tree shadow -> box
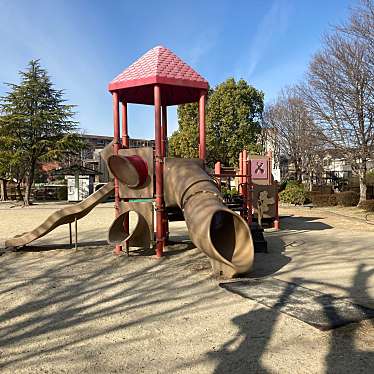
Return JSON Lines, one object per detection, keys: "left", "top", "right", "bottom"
{"left": 243, "top": 214, "right": 333, "bottom": 279}
{"left": 281, "top": 215, "right": 333, "bottom": 231}
{"left": 1, "top": 213, "right": 373, "bottom": 372}
{"left": 208, "top": 282, "right": 297, "bottom": 373}
{"left": 210, "top": 264, "right": 374, "bottom": 373}
{"left": 16, "top": 240, "right": 109, "bottom": 252}
{"left": 248, "top": 234, "right": 291, "bottom": 278}
{"left": 117, "top": 238, "right": 196, "bottom": 258}
{"left": 0, "top": 245, "right": 218, "bottom": 371}
{"left": 322, "top": 264, "right": 374, "bottom": 373}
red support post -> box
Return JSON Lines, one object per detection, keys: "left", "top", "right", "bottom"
{"left": 242, "top": 150, "right": 248, "bottom": 221}
{"left": 214, "top": 161, "right": 221, "bottom": 190}
{"left": 112, "top": 92, "right": 122, "bottom": 255}
{"left": 161, "top": 105, "right": 167, "bottom": 157}
{"left": 161, "top": 105, "right": 169, "bottom": 243}
{"left": 267, "top": 151, "right": 279, "bottom": 229}
{"left": 121, "top": 101, "right": 129, "bottom": 252}
{"left": 239, "top": 151, "right": 243, "bottom": 217}
{"left": 247, "top": 158, "right": 253, "bottom": 225}
{"left": 199, "top": 92, "right": 206, "bottom": 161}
{"left": 154, "top": 85, "right": 165, "bottom": 257}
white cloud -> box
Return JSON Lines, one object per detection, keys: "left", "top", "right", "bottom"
{"left": 236, "top": 0, "right": 291, "bottom": 79}
{"left": 185, "top": 30, "right": 218, "bottom": 67}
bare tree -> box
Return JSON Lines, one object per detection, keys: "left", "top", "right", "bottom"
{"left": 299, "top": 26, "right": 374, "bottom": 203}
{"left": 263, "top": 88, "right": 324, "bottom": 189}
{"left": 342, "top": 1, "right": 374, "bottom": 61}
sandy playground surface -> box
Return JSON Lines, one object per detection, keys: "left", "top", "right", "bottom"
{"left": 0, "top": 202, "right": 373, "bottom": 373}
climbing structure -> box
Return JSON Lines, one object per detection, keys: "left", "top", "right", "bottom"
{"left": 108, "top": 45, "right": 209, "bottom": 257}
{"left": 214, "top": 152, "right": 280, "bottom": 229}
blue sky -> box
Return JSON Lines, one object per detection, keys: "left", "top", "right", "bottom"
{"left": 0, "top": 0, "right": 354, "bottom": 139}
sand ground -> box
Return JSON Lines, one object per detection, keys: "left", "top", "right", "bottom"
{"left": 0, "top": 202, "right": 373, "bottom": 373}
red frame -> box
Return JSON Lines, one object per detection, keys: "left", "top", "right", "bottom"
{"left": 109, "top": 46, "right": 208, "bottom": 256}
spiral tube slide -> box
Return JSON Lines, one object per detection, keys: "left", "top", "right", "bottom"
{"left": 164, "top": 158, "right": 254, "bottom": 276}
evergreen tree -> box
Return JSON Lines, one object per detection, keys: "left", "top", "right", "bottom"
{"left": 169, "top": 102, "right": 200, "bottom": 159}
{"left": 0, "top": 60, "right": 83, "bottom": 205}
{"left": 169, "top": 78, "right": 264, "bottom": 167}
{"left": 207, "top": 78, "right": 263, "bottom": 166}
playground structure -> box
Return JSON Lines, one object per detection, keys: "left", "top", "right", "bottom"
{"left": 3, "top": 46, "right": 279, "bottom": 278}
{"left": 106, "top": 45, "right": 254, "bottom": 277}
{"left": 214, "top": 151, "right": 279, "bottom": 229}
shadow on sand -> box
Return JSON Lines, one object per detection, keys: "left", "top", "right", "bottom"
{"left": 211, "top": 264, "right": 374, "bottom": 373}
{"left": 280, "top": 215, "right": 333, "bottom": 231}
{"left": 0, "top": 211, "right": 372, "bottom": 372}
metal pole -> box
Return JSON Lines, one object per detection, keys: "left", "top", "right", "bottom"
{"left": 113, "top": 92, "right": 122, "bottom": 255}
{"left": 122, "top": 101, "right": 130, "bottom": 254}
{"left": 274, "top": 182, "right": 280, "bottom": 230}
{"left": 122, "top": 101, "right": 129, "bottom": 148}
{"left": 199, "top": 92, "right": 206, "bottom": 161}
{"left": 69, "top": 222, "right": 72, "bottom": 246}
{"left": 161, "top": 105, "right": 169, "bottom": 243}
{"left": 154, "top": 85, "right": 164, "bottom": 257}
{"left": 75, "top": 173, "right": 79, "bottom": 201}
{"left": 242, "top": 150, "right": 248, "bottom": 221}
{"left": 74, "top": 217, "right": 78, "bottom": 250}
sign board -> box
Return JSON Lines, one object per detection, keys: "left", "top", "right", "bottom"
{"left": 250, "top": 158, "right": 268, "bottom": 180}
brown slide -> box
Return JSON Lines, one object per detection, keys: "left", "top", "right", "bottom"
{"left": 164, "top": 158, "right": 254, "bottom": 277}
{"left": 5, "top": 181, "right": 114, "bottom": 248}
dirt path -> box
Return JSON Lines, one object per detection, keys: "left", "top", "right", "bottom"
{"left": 0, "top": 204, "right": 373, "bottom": 373}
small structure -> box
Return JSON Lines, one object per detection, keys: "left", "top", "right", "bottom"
{"left": 53, "top": 165, "right": 98, "bottom": 202}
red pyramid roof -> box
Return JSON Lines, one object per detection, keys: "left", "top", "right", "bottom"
{"left": 108, "top": 46, "right": 209, "bottom": 106}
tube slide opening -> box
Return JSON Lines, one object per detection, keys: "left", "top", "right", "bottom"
{"left": 209, "top": 210, "right": 249, "bottom": 267}
{"left": 107, "top": 211, "right": 139, "bottom": 244}
{"left": 108, "top": 155, "right": 148, "bottom": 188}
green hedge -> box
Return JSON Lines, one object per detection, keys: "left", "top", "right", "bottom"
{"left": 57, "top": 186, "right": 68, "bottom": 201}
{"left": 336, "top": 191, "right": 360, "bottom": 207}
{"left": 279, "top": 183, "right": 307, "bottom": 205}
{"left": 311, "top": 191, "right": 360, "bottom": 207}
{"left": 221, "top": 186, "right": 238, "bottom": 198}
{"left": 310, "top": 193, "right": 337, "bottom": 207}
{"left": 359, "top": 200, "right": 374, "bottom": 212}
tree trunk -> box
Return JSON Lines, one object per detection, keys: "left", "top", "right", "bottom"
{"left": 359, "top": 174, "right": 367, "bottom": 205}
{"left": 0, "top": 179, "right": 8, "bottom": 201}
{"left": 16, "top": 181, "right": 23, "bottom": 201}
{"left": 294, "top": 160, "right": 301, "bottom": 182}
{"left": 24, "top": 162, "right": 36, "bottom": 206}
{"left": 308, "top": 172, "right": 313, "bottom": 192}
{"left": 24, "top": 176, "right": 33, "bottom": 206}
